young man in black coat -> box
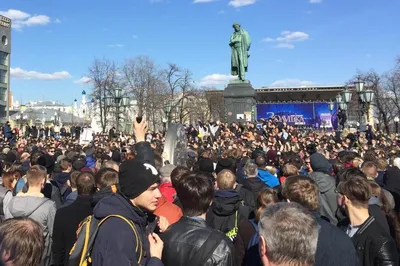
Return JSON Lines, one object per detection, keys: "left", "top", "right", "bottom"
{"left": 207, "top": 170, "right": 252, "bottom": 240}
{"left": 282, "top": 175, "right": 358, "bottom": 266}
{"left": 337, "top": 177, "right": 398, "bottom": 266}
{"left": 52, "top": 172, "right": 96, "bottom": 266}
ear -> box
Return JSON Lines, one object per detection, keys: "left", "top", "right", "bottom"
{"left": 259, "top": 235, "right": 270, "bottom": 265}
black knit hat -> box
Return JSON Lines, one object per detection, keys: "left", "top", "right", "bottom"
{"left": 119, "top": 159, "right": 159, "bottom": 199}
{"left": 199, "top": 158, "right": 214, "bottom": 173}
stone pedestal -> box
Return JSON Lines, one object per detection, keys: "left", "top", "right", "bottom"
{"left": 224, "top": 81, "right": 256, "bottom": 124}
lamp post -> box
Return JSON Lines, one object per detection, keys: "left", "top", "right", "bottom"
{"left": 164, "top": 101, "right": 173, "bottom": 132}
{"left": 355, "top": 80, "right": 375, "bottom": 127}
{"left": 394, "top": 117, "right": 399, "bottom": 134}
{"left": 105, "top": 88, "right": 130, "bottom": 132}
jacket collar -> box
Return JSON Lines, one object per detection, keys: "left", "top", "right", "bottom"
{"left": 180, "top": 216, "right": 208, "bottom": 228}
{"left": 353, "top": 216, "right": 375, "bottom": 237}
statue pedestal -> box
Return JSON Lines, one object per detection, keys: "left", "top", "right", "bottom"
{"left": 224, "top": 81, "right": 256, "bottom": 124}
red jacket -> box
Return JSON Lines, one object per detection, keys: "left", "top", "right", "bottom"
{"left": 159, "top": 182, "right": 176, "bottom": 203}
{"left": 154, "top": 195, "right": 183, "bottom": 225}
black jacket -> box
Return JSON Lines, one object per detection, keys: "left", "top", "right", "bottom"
{"left": 52, "top": 195, "right": 93, "bottom": 266}
{"left": 235, "top": 184, "right": 256, "bottom": 211}
{"left": 350, "top": 216, "right": 398, "bottom": 266}
{"left": 206, "top": 190, "right": 251, "bottom": 236}
{"left": 314, "top": 215, "right": 358, "bottom": 266}
{"left": 161, "top": 216, "right": 235, "bottom": 266}
{"left": 242, "top": 177, "right": 268, "bottom": 203}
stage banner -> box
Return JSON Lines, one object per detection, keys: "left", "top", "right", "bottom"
{"left": 256, "top": 103, "right": 315, "bottom": 126}
{"left": 314, "top": 103, "right": 338, "bottom": 129}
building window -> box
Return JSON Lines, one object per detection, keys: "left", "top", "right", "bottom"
{"left": 0, "top": 69, "right": 6, "bottom": 84}
{"left": 0, "top": 52, "right": 7, "bottom": 66}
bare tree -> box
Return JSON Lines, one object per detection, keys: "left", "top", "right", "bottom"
{"left": 350, "top": 70, "right": 394, "bottom": 133}
{"left": 122, "top": 56, "right": 162, "bottom": 117}
{"left": 163, "top": 64, "right": 198, "bottom": 123}
{"left": 88, "top": 58, "right": 119, "bottom": 132}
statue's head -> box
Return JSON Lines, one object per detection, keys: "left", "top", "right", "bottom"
{"left": 233, "top": 23, "right": 241, "bottom": 32}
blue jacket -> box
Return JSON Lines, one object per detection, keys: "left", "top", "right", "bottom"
{"left": 257, "top": 169, "right": 280, "bottom": 188}
{"left": 91, "top": 193, "right": 163, "bottom": 266}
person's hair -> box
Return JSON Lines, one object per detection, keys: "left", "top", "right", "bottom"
{"left": 244, "top": 161, "right": 258, "bottom": 178}
{"left": 259, "top": 202, "right": 319, "bottom": 266}
{"left": 216, "top": 169, "right": 236, "bottom": 190}
{"left": 95, "top": 168, "right": 119, "bottom": 189}
{"left": 102, "top": 160, "right": 119, "bottom": 171}
{"left": 0, "top": 217, "right": 44, "bottom": 266}
{"left": 282, "top": 175, "right": 319, "bottom": 211}
{"left": 69, "top": 171, "right": 80, "bottom": 189}
{"left": 255, "top": 188, "right": 279, "bottom": 221}
{"left": 76, "top": 172, "right": 95, "bottom": 195}
{"left": 174, "top": 173, "right": 214, "bottom": 217}
{"left": 255, "top": 155, "right": 266, "bottom": 168}
{"left": 370, "top": 182, "right": 400, "bottom": 248}
{"left": 337, "top": 176, "right": 371, "bottom": 208}
{"left": 361, "top": 161, "right": 378, "bottom": 179}
{"left": 30, "top": 150, "right": 45, "bottom": 166}
{"left": 26, "top": 165, "right": 47, "bottom": 186}
{"left": 170, "top": 166, "right": 191, "bottom": 188}
{"left": 337, "top": 167, "right": 366, "bottom": 183}
{"left": 60, "top": 159, "right": 71, "bottom": 171}
{"left": 376, "top": 158, "right": 387, "bottom": 171}
{"left": 2, "top": 171, "right": 19, "bottom": 190}
{"left": 282, "top": 163, "right": 299, "bottom": 177}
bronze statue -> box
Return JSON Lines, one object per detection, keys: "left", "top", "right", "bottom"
{"left": 230, "top": 23, "right": 251, "bottom": 82}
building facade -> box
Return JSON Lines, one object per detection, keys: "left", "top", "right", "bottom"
{"left": 0, "top": 15, "right": 11, "bottom": 123}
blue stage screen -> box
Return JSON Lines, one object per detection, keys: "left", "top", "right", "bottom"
{"left": 256, "top": 103, "right": 338, "bottom": 129}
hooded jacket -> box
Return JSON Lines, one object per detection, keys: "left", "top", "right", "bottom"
{"left": 257, "top": 169, "right": 279, "bottom": 188}
{"left": 206, "top": 190, "right": 251, "bottom": 235}
{"left": 243, "top": 177, "right": 268, "bottom": 204}
{"left": 5, "top": 192, "right": 56, "bottom": 266}
{"left": 91, "top": 193, "right": 163, "bottom": 266}
{"left": 309, "top": 153, "right": 338, "bottom": 225}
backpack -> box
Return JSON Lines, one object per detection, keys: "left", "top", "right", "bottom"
{"left": 69, "top": 214, "right": 142, "bottom": 266}
{"left": 225, "top": 201, "right": 244, "bottom": 242}
{"left": 245, "top": 219, "right": 261, "bottom": 266}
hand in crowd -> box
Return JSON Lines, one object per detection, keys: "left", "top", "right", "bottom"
{"left": 157, "top": 216, "right": 170, "bottom": 233}
{"left": 133, "top": 119, "right": 147, "bottom": 142}
{"left": 148, "top": 233, "right": 164, "bottom": 260}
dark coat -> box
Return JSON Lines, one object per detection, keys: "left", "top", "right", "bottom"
{"left": 242, "top": 177, "right": 268, "bottom": 203}
{"left": 52, "top": 195, "right": 93, "bottom": 266}
{"left": 235, "top": 184, "right": 256, "bottom": 211}
{"left": 91, "top": 193, "right": 163, "bottom": 266}
{"left": 161, "top": 216, "right": 235, "bottom": 266}
{"left": 350, "top": 216, "right": 398, "bottom": 266}
{"left": 314, "top": 215, "right": 358, "bottom": 266}
{"left": 206, "top": 190, "right": 251, "bottom": 236}
{"left": 235, "top": 219, "right": 259, "bottom": 266}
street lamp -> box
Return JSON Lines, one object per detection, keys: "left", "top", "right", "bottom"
{"left": 394, "top": 117, "right": 399, "bottom": 134}
{"left": 164, "top": 101, "right": 173, "bottom": 131}
{"left": 328, "top": 101, "right": 335, "bottom": 113}
{"left": 354, "top": 80, "right": 374, "bottom": 127}
{"left": 105, "top": 88, "right": 130, "bottom": 132}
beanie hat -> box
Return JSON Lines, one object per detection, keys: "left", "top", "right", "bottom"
{"left": 72, "top": 158, "right": 86, "bottom": 171}
{"left": 119, "top": 159, "right": 159, "bottom": 199}
{"left": 215, "top": 158, "right": 235, "bottom": 174}
{"left": 199, "top": 158, "right": 214, "bottom": 173}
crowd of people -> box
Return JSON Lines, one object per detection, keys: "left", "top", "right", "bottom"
{"left": 0, "top": 118, "right": 399, "bottom": 266}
